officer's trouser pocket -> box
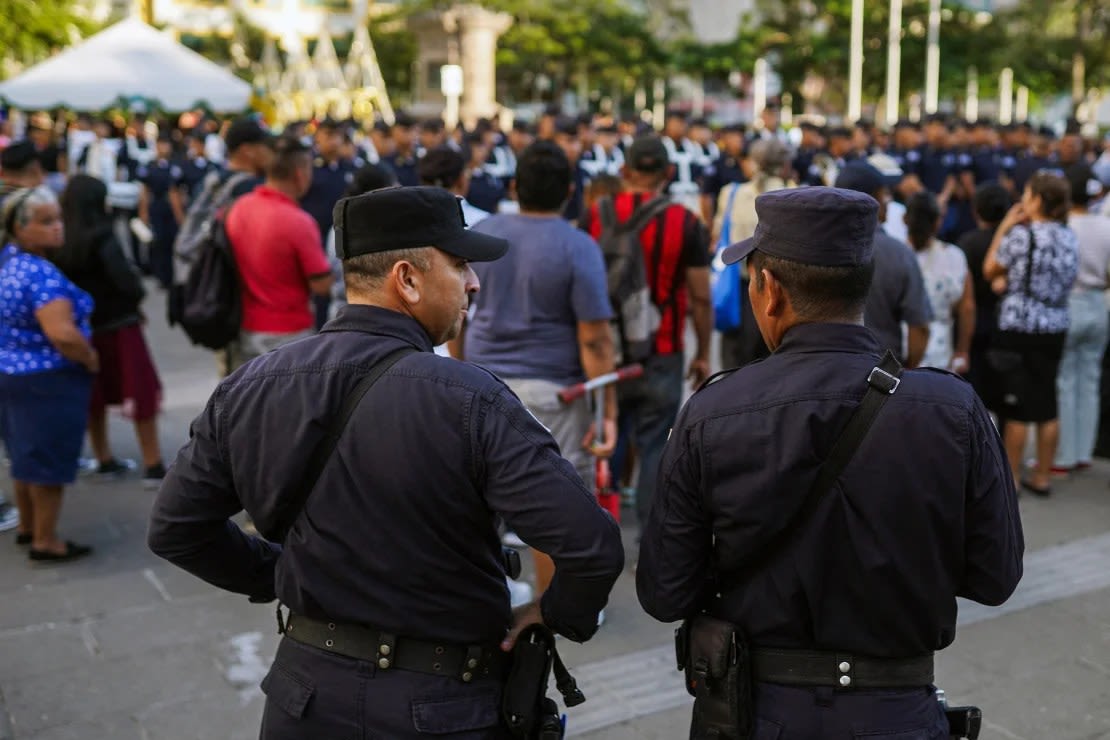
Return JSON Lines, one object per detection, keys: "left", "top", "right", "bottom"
{"left": 259, "top": 655, "right": 363, "bottom": 740}
{"left": 411, "top": 688, "right": 502, "bottom": 736}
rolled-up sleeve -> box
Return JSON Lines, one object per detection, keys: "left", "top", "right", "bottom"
{"left": 477, "top": 386, "right": 624, "bottom": 642}
{"left": 636, "top": 408, "right": 714, "bottom": 622}
{"left": 148, "top": 387, "right": 282, "bottom": 602}
{"left": 960, "top": 399, "right": 1024, "bottom": 606}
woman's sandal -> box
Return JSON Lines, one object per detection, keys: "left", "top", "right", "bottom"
{"left": 28, "top": 541, "right": 92, "bottom": 563}
{"left": 15, "top": 532, "right": 31, "bottom": 546}
{"left": 1020, "top": 479, "right": 1052, "bottom": 498}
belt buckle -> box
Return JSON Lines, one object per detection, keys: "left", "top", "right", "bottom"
{"left": 867, "top": 367, "right": 900, "bottom": 394}
{"left": 834, "top": 653, "right": 855, "bottom": 688}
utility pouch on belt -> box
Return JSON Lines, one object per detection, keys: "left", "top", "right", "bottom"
{"left": 503, "top": 624, "right": 585, "bottom": 739}
{"left": 677, "top": 615, "right": 753, "bottom": 740}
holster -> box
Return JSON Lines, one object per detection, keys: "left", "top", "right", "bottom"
{"left": 502, "top": 624, "right": 584, "bottom": 739}
{"left": 676, "top": 616, "right": 754, "bottom": 740}
{"left": 945, "top": 706, "right": 982, "bottom": 740}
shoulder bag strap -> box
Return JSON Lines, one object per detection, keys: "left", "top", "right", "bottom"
{"left": 621, "top": 195, "right": 671, "bottom": 235}
{"left": 717, "top": 183, "right": 742, "bottom": 249}
{"left": 269, "top": 345, "right": 418, "bottom": 542}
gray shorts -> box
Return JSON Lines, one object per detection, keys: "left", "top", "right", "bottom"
{"left": 217, "top": 329, "right": 314, "bottom": 377}
{"left": 505, "top": 377, "right": 594, "bottom": 489}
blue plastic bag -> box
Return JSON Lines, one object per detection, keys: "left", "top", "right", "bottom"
{"left": 711, "top": 184, "right": 742, "bottom": 332}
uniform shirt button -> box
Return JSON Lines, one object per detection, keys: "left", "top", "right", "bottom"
{"left": 839, "top": 675, "right": 851, "bottom": 687}
{"left": 462, "top": 672, "right": 473, "bottom": 682}
{"left": 467, "top": 658, "right": 479, "bottom": 669}
{"left": 379, "top": 644, "right": 391, "bottom": 656}
{"left": 839, "top": 662, "right": 851, "bottom": 673}
{"left": 379, "top": 658, "right": 391, "bottom": 669}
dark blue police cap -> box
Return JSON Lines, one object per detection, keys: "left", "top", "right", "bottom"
{"left": 333, "top": 186, "right": 509, "bottom": 262}
{"left": 721, "top": 187, "right": 879, "bottom": 267}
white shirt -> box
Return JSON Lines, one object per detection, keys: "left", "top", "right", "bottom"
{"left": 916, "top": 238, "right": 968, "bottom": 370}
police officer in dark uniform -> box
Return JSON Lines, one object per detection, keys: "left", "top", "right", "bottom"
{"left": 300, "top": 119, "right": 357, "bottom": 238}
{"left": 637, "top": 187, "right": 1023, "bottom": 739}
{"left": 136, "top": 134, "right": 185, "bottom": 289}
{"left": 700, "top": 124, "right": 747, "bottom": 223}
{"left": 381, "top": 113, "right": 421, "bottom": 186}
{"left": 792, "top": 122, "right": 824, "bottom": 187}
{"left": 149, "top": 186, "right": 624, "bottom": 739}
{"left": 179, "top": 132, "right": 217, "bottom": 200}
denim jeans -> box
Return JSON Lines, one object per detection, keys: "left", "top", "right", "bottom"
{"left": 618, "top": 353, "right": 685, "bottom": 525}
{"left": 1055, "top": 289, "right": 1110, "bottom": 467}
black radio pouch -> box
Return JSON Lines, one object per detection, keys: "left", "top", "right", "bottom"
{"left": 677, "top": 615, "right": 754, "bottom": 740}
{"left": 503, "top": 624, "right": 585, "bottom": 739}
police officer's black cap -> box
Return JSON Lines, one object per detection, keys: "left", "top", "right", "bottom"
{"left": 665, "top": 109, "right": 688, "bottom": 121}
{"left": 835, "top": 158, "right": 901, "bottom": 195}
{"left": 0, "top": 141, "right": 38, "bottom": 172}
{"left": 894, "top": 119, "right": 920, "bottom": 130}
{"left": 690, "top": 117, "right": 709, "bottom": 128}
{"left": 827, "top": 126, "right": 852, "bottom": 140}
{"left": 722, "top": 187, "right": 878, "bottom": 268}
{"left": 923, "top": 112, "right": 949, "bottom": 126}
{"left": 798, "top": 121, "right": 820, "bottom": 132}
{"left": 626, "top": 135, "right": 670, "bottom": 173}
{"left": 392, "top": 112, "right": 416, "bottom": 128}
{"left": 420, "top": 117, "right": 445, "bottom": 132}
{"left": 225, "top": 118, "right": 275, "bottom": 152}
{"left": 511, "top": 120, "right": 534, "bottom": 134}
{"left": 372, "top": 120, "right": 392, "bottom": 135}
{"left": 333, "top": 186, "right": 509, "bottom": 262}
{"left": 722, "top": 123, "right": 746, "bottom": 134}
{"left": 316, "top": 118, "right": 343, "bottom": 132}
{"left": 596, "top": 123, "right": 619, "bottom": 135}
{"left": 554, "top": 116, "right": 579, "bottom": 137}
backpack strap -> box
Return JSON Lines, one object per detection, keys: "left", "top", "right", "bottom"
{"left": 619, "top": 195, "right": 672, "bottom": 236}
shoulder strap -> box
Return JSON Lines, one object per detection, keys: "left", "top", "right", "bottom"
{"left": 738, "top": 350, "right": 904, "bottom": 572}
{"left": 598, "top": 195, "right": 617, "bottom": 232}
{"left": 620, "top": 195, "right": 671, "bottom": 235}
{"left": 268, "top": 345, "right": 418, "bottom": 542}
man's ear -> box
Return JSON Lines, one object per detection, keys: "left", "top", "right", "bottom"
{"left": 394, "top": 260, "right": 423, "bottom": 304}
{"left": 763, "top": 268, "right": 786, "bottom": 317}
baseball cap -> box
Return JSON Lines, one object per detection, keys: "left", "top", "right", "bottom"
{"left": 0, "top": 141, "right": 40, "bottom": 173}
{"left": 225, "top": 118, "right": 275, "bottom": 152}
{"left": 333, "top": 186, "right": 509, "bottom": 262}
{"left": 835, "top": 154, "right": 903, "bottom": 194}
{"left": 626, "top": 136, "right": 670, "bottom": 173}
{"left": 721, "top": 187, "right": 878, "bottom": 267}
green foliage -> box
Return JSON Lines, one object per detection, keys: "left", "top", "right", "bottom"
{"left": 0, "top": 0, "right": 99, "bottom": 77}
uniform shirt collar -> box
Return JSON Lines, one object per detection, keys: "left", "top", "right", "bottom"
{"left": 774, "top": 322, "right": 881, "bottom": 357}
{"left": 323, "top": 304, "right": 435, "bottom": 352}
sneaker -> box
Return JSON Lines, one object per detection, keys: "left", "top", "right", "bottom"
{"left": 0, "top": 501, "right": 18, "bottom": 533}
{"left": 501, "top": 530, "right": 527, "bottom": 549}
{"left": 143, "top": 462, "right": 167, "bottom": 489}
{"left": 96, "top": 458, "right": 137, "bottom": 478}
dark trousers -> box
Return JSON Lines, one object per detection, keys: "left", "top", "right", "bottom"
{"left": 261, "top": 637, "right": 513, "bottom": 739}
{"left": 618, "top": 353, "right": 685, "bottom": 526}
{"left": 691, "top": 683, "right": 949, "bottom": 739}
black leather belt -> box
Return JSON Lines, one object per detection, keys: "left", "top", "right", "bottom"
{"left": 752, "top": 648, "right": 934, "bottom": 689}
{"left": 283, "top": 614, "right": 510, "bottom": 683}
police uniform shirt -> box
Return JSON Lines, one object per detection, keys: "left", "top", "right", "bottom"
{"left": 301, "top": 156, "right": 356, "bottom": 236}
{"left": 968, "top": 146, "right": 1003, "bottom": 185}
{"left": 562, "top": 162, "right": 590, "bottom": 222}
{"left": 1011, "top": 153, "right": 1053, "bottom": 194}
{"left": 701, "top": 154, "right": 747, "bottom": 198}
{"left": 637, "top": 322, "right": 1023, "bottom": 657}
{"left": 149, "top": 305, "right": 624, "bottom": 646}
{"left": 916, "top": 146, "right": 956, "bottom": 194}
{"left": 181, "top": 156, "right": 217, "bottom": 199}
{"left": 382, "top": 152, "right": 421, "bottom": 187}
{"left": 137, "top": 159, "right": 183, "bottom": 233}
{"left": 886, "top": 146, "right": 921, "bottom": 178}
{"left": 465, "top": 168, "right": 505, "bottom": 214}
{"left": 792, "top": 149, "right": 820, "bottom": 187}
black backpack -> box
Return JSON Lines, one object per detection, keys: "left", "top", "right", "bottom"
{"left": 596, "top": 195, "right": 672, "bottom": 364}
{"left": 178, "top": 203, "right": 241, "bottom": 350}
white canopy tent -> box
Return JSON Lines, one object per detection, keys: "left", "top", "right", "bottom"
{"left": 0, "top": 18, "right": 252, "bottom": 112}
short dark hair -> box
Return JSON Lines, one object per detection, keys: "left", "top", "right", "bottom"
{"left": 749, "top": 249, "right": 874, "bottom": 322}
{"left": 346, "top": 163, "right": 396, "bottom": 197}
{"left": 905, "top": 191, "right": 941, "bottom": 249}
{"left": 418, "top": 147, "right": 466, "bottom": 188}
{"left": 973, "top": 183, "right": 1012, "bottom": 225}
{"left": 268, "top": 136, "right": 312, "bottom": 180}
{"left": 1067, "top": 164, "right": 1096, "bottom": 207}
{"left": 515, "top": 141, "right": 571, "bottom": 212}
{"left": 1027, "top": 171, "right": 1071, "bottom": 222}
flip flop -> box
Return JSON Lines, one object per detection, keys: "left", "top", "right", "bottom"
{"left": 15, "top": 533, "right": 31, "bottom": 546}
{"left": 1020, "top": 479, "right": 1052, "bottom": 498}
{"left": 28, "top": 541, "right": 92, "bottom": 563}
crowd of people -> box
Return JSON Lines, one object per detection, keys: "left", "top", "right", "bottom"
{"left": 1, "top": 100, "right": 1110, "bottom": 565}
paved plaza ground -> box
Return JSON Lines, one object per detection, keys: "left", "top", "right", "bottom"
{"left": 1, "top": 286, "right": 1108, "bottom": 740}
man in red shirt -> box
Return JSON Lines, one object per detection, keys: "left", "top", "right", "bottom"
{"left": 225, "top": 138, "right": 333, "bottom": 372}
{"left": 581, "top": 135, "right": 712, "bottom": 527}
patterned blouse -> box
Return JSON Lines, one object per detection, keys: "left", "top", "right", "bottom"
{"left": 0, "top": 244, "right": 94, "bottom": 375}
{"left": 996, "top": 222, "right": 1079, "bottom": 334}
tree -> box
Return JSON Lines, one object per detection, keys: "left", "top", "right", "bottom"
{"left": 0, "top": 0, "right": 98, "bottom": 78}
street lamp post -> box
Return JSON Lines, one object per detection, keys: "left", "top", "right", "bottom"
{"left": 966, "top": 66, "right": 979, "bottom": 123}
{"left": 999, "top": 67, "right": 1013, "bottom": 125}
{"left": 1016, "top": 85, "right": 1029, "bottom": 123}
{"left": 886, "top": 0, "right": 903, "bottom": 125}
{"left": 754, "top": 57, "right": 768, "bottom": 121}
{"left": 848, "top": 0, "right": 864, "bottom": 122}
{"left": 924, "top": 0, "right": 941, "bottom": 114}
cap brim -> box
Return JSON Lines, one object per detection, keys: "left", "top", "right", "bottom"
{"left": 437, "top": 230, "right": 509, "bottom": 262}
{"left": 720, "top": 236, "right": 756, "bottom": 265}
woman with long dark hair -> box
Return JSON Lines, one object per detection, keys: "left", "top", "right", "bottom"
{"left": 904, "top": 192, "right": 975, "bottom": 372}
{"left": 56, "top": 175, "right": 166, "bottom": 486}
{"left": 983, "top": 171, "right": 1079, "bottom": 496}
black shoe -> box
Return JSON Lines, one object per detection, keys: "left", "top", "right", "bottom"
{"left": 97, "top": 458, "right": 136, "bottom": 477}
{"left": 143, "top": 462, "right": 166, "bottom": 489}
{"left": 1020, "top": 479, "right": 1052, "bottom": 498}
{"left": 29, "top": 541, "right": 92, "bottom": 563}
{"left": 15, "top": 532, "right": 31, "bottom": 546}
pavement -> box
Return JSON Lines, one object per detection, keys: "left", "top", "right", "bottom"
{"left": 1, "top": 285, "right": 1110, "bottom": 739}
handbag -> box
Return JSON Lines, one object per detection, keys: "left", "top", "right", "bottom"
{"left": 712, "top": 183, "right": 743, "bottom": 332}
{"left": 984, "top": 226, "right": 1037, "bottom": 375}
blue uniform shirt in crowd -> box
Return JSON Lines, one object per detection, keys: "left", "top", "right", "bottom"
{"left": 382, "top": 152, "right": 420, "bottom": 187}
{"left": 149, "top": 305, "right": 623, "bottom": 646}
{"left": 702, "top": 154, "right": 747, "bottom": 199}
{"left": 637, "top": 322, "right": 1023, "bottom": 657}
{"left": 0, "top": 245, "right": 94, "bottom": 375}
{"left": 300, "top": 157, "right": 356, "bottom": 237}
{"left": 465, "top": 168, "right": 505, "bottom": 214}
{"left": 969, "top": 146, "right": 1003, "bottom": 185}
{"left": 137, "top": 159, "right": 183, "bottom": 231}
{"left": 917, "top": 146, "right": 956, "bottom": 194}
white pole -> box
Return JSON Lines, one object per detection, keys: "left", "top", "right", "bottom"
{"left": 1016, "top": 85, "right": 1029, "bottom": 122}
{"left": 925, "top": 0, "right": 941, "bottom": 114}
{"left": 652, "top": 78, "right": 666, "bottom": 130}
{"left": 999, "top": 67, "right": 1013, "bottom": 125}
{"left": 886, "top": 0, "right": 903, "bottom": 125}
{"left": 848, "top": 0, "right": 864, "bottom": 122}
{"left": 754, "top": 57, "right": 768, "bottom": 122}
{"left": 966, "top": 66, "right": 979, "bottom": 123}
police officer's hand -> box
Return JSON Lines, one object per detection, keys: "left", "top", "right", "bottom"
{"left": 582, "top": 418, "right": 618, "bottom": 458}
{"left": 501, "top": 601, "right": 545, "bottom": 652}
{"left": 687, "top": 357, "right": 711, "bottom": 389}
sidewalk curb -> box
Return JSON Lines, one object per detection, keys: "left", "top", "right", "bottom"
{"left": 0, "top": 684, "right": 13, "bottom": 740}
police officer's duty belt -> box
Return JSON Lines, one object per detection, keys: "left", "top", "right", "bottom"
{"left": 282, "top": 614, "right": 510, "bottom": 683}
{"left": 752, "top": 647, "right": 934, "bottom": 689}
